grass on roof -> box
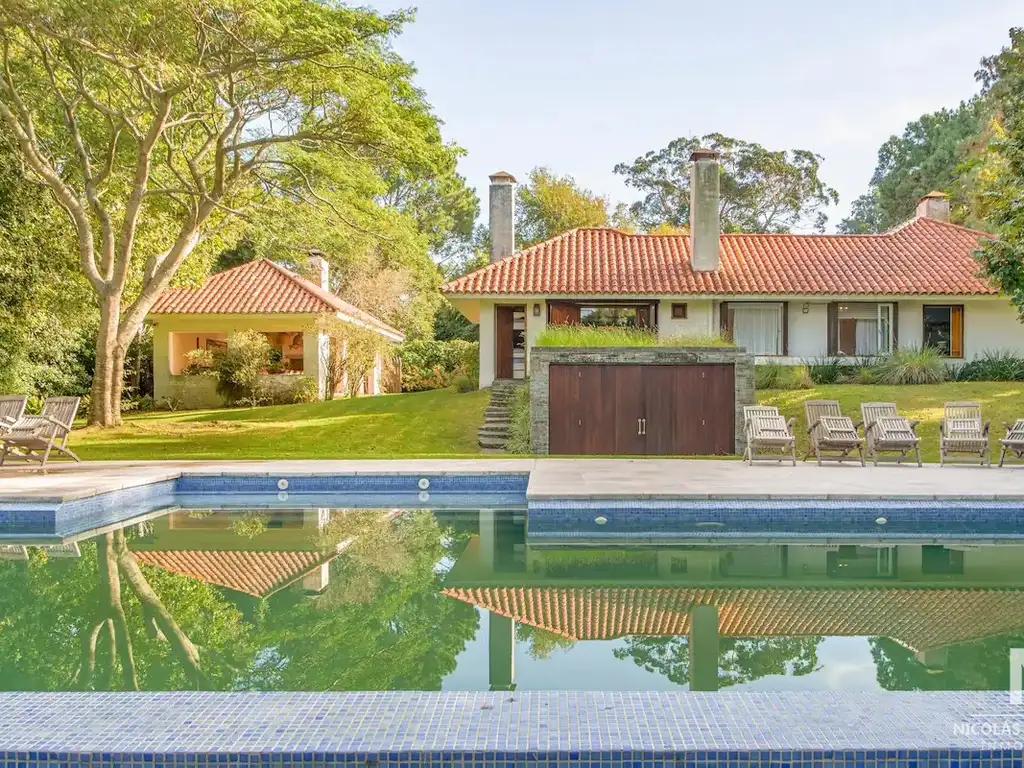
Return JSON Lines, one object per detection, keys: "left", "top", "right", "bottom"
{"left": 534, "top": 325, "right": 733, "bottom": 348}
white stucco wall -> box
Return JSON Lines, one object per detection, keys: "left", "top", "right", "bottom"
{"left": 656, "top": 299, "right": 715, "bottom": 338}
{"left": 478, "top": 301, "right": 496, "bottom": 388}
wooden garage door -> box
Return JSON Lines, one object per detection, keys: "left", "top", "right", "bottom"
{"left": 547, "top": 364, "right": 734, "bottom": 455}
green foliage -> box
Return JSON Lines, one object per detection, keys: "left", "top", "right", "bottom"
{"left": 212, "top": 331, "right": 273, "bottom": 406}
{"left": 229, "top": 511, "right": 270, "bottom": 540}
{"left": 839, "top": 102, "right": 982, "bottom": 233}
{"left": 504, "top": 385, "right": 532, "bottom": 455}
{"left": 755, "top": 362, "right": 813, "bottom": 390}
{"left": 874, "top": 345, "right": 947, "bottom": 385}
{"left": 974, "top": 29, "right": 1024, "bottom": 318}
{"left": 950, "top": 350, "right": 1024, "bottom": 381}
{"left": 397, "top": 339, "right": 478, "bottom": 391}
{"left": 433, "top": 301, "right": 479, "bottom": 341}
{"left": 535, "top": 326, "right": 732, "bottom": 348}
{"left": 451, "top": 374, "right": 476, "bottom": 393}
{"left": 806, "top": 357, "right": 848, "bottom": 385}
{"left": 516, "top": 168, "right": 609, "bottom": 247}
{"left": 613, "top": 132, "right": 839, "bottom": 233}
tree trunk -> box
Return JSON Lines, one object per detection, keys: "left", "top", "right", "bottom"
{"left": 89, "top": 294, "right": 126, "bottom": 427}
{"left": 97, "top": 533, "right": 140, "bottom": 690}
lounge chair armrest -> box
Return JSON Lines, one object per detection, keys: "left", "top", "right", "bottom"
{"left": 1005, "top": 421, "right": 1015, "bottom": 431}
{"left": 983, "top": 419, "right": 991, "bottom": 437}
{"left": 908, "top": 419, "right": 920, "bottom": 433}
{"left": 939, "top": 419, "right": 946, "bottom": 437}
{"left": 0, "top": 415, "right": 15, "bottom": 426}
{"left": 786, "top": 417, "right": 796, "bottom": 430}
{"left": 855, "top": 420, "right": 865, "bottom": 432}
{"left": 806, "top": 418, "right": 822, "bottom": 435}
{"left": 38, "top": 414, "right": 73, "bottom": 433}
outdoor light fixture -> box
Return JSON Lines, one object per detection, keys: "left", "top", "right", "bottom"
{"left": 533, "top": 304, "right": 541, "bottom": 317}
{"left": 802, "top": 303, "right": 810, "bottom": 314}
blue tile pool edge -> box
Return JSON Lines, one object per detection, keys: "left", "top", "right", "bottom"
{"left": 1, "top": 691, "right": 1023, "bottom": 765}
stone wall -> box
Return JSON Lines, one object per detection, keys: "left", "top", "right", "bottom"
{"left": 529, "top": 346, "right": 755, "bottom": 455}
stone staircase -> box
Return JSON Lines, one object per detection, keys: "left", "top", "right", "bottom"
{"left": 478, "top": 379, "right": 525, "bottom": 452}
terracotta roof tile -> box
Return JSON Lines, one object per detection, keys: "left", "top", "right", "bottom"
{"left": 442, "top": 218, "right": 996, "bottom": 297}
{"left": 149, "top": 259, "right": 404, "bottom": 339}
{"left": 133, "top": 549, "right": 325, "bottom": 597}
{"left": 443, "top": 585, "right": 1024, "bottom": 651}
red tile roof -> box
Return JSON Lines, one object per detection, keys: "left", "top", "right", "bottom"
{"left": 443, "top": 585, "right": 1024, "bottom": 651}
{"left": 133, "top": 549, "right": 326, "bottom": 597}
{"left": 149, "top": 259, "right": 403, "bottom": 338}
{"left": 442, "top": 218, "right": 996, "bottom": 297}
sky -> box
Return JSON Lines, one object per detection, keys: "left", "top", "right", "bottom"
{"left": 367, "top": 0, "right": 1020, "bottom": 231}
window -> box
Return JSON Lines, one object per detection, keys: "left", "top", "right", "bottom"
{"left": 923, "top": 305, "right": 964, "bottom": 358}
{"left": 726, "top": 303, "right": 783, "bottom": 355}
{"left": 577, "top": 304, "right": 652, "bottom": 328}
{"left": 835, "top": 302, "right": 893, "bottom": 356}
{"left": 671, "top": 303, "right": 688, "bottom": 319}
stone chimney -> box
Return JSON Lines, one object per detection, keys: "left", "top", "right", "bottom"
{"left": 689, "top": 149, "right": 721, "bottom": 272}
{"left": 916, "top": 191, "right": 950, "bottom": 222}
{"left": 307, "top": 249, "right": 329, "bottom": 291}
{"left": 489, "top": 171, "right": 516, "bottom": 263}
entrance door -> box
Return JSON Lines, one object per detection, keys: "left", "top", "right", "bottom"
{"left": 495, "top": 306, "right": 526, "bottom": 380}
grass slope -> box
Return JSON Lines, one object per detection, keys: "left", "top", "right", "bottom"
{"left": 74, "top": 388, "right": 489, "bottom": 460}
{"left": 760, "top": 382, "right": 1023, "bottom": 463}
{"left": 69, "top": 382, "right": 1021, "bottom": 462}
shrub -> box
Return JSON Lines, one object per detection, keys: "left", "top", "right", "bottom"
{"left": 398, "top": 339, "right": 478, "bottom": 391}
{"left": 839, "top": 358, "right": 879, "bottom": 385}
{"left": 452, "top": 374, "right": 476, "bottom": 393}
{"left": 952, "top": 350, "right": 1024, "bottom": 382}
{"left": 754, "top": 361, "right": 784, "bottom": 389}
{"left": 874, "top": 345, "right": 947, "bottom": 385}
{"left": 180, "top": 348, "right": 215, "bottom": 376}
{"left": 806, "top": 356, "right": 848, "bottom": 385}
{"left": 504, "top": 384, "right": 532, "bottom": 454}
{"left": 785, "top": 364, "right": 814, "bottom": 390}
{"left": 265, "top": 375, "right": 320, "bottom": 405}
{"left": 212, "top": 330, "right": 273, "bottom": 405}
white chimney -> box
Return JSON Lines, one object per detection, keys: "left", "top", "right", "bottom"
{"left": 916, "top": 191, "right": 950, "bottom": 222}
{"left": 308, "top": 250, "right": 329, "bottom": 291}
{"left": 489, "top": 171, "right": 516, "bottom": 263}
{"left": 689, "top": 149, "right": 721, "bottom": 272}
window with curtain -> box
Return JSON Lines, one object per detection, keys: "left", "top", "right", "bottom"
{"left": 728, "top": 303, "right": 783, "bottom": 355}
{"left": 836, "top": 303, "right": 892, "bottom": 356}
{"left": 923, "top": 305, "right": 964, "bottom": 358}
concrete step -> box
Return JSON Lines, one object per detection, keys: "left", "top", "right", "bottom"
{"left": 478, "top": 435, "right": 507, "bottom": 449}
{"left": 478, "top": 424, "right": 510, "bottom": 436}
{"left": 483, "top": 414, "right": 508, "bottom": 423}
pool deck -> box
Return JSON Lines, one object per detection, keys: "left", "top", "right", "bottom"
{"left": 1, "top": 458, "right": 1022, "bottom": 503}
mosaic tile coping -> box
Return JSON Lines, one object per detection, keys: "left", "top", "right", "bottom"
{"left": 1, "top": 691, "right": 1023, "bottom": 753}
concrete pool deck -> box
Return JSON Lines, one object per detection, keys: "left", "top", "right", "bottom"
{"left": 1, "top": 457, "right": 1022, "bottom": 503}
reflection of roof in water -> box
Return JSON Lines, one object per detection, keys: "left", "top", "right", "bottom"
{"left": 443, "top": 586, "right": 1024, "bottom": 651}
{"left": 133, "top": 550, "right": 327, "bottom": 597}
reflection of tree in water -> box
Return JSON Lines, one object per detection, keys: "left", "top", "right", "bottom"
{"left": 871, "top": 634, "right": 1024, "bottom": 691}
{"left": 248, "top": 510, "right": 479, "bottom": 691}
{"left": 614, "top": 636, "right": 821, "bottom": 688}
{"left": 0, "top": 509, "right": 480, "bottom": 692}
{"left": 516, "top": 624, "right": 576, "bottom": 660}
{"left": 0, "top": 531, "right": 253, "bottom": 691}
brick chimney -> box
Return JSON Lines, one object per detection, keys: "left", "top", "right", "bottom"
{"left": 489, "top": 171, "right": 516, "bottom": 263}
{"left": 916, "top": 191, "right": 950, "bottom": 222}
{"left": 307, "top": 249, "right": 329, "bottom": 291}
{"left": 689, "top": 149, "right": 721, "bottom": 272}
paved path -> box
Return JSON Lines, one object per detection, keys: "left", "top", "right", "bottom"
{"left": 1, "top": 458, "right": 1022, "bottom": 503}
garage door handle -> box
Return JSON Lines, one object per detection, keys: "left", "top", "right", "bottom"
{"left": 637, "top": 418, "right": 642, "bottom": 435}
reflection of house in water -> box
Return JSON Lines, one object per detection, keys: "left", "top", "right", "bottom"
{"left": 129, "top": 509, "right": 336, "bottom": 598}
{"left": 444, "top": 511, "right": 1024, "bottom": 690}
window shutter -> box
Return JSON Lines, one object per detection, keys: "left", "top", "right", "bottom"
{"left": 826, "top": 302, "right": 838, "bottom": 356}
{"left": 891, "top": 303, "right": 899, "bottom": 351}
{"left": 951, "top": 305, "right": 964, "bottom": 358}
{"left": 719, "top": 302, "right": 731, "bottom": 340}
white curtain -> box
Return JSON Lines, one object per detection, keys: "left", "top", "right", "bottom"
{"left": 732, "top": 306, "right": 781, "bottom": 355}
{"left": 855, "top": 319, "right": 879, "bottom": 355}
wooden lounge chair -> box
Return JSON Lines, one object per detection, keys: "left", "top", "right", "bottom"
{"left": 939, "top": 401, "right": 990, "bottom": 466}
{"left": 804, "top": 400, "right": 865, "bottom": 466}
{"left": 998, "top": 419, "right": 1024, "bottom": 467}
{"left": 743, "top": 405, "right": 796, "bottom": 466}
{"left": 860, "top": 402, "right": 922, "bottom": 467}
{"left": 0, "top": 395, "right": 27, "bottom": 434}
{"left": 0, "top": 396, "right": 81, "bottom": 469}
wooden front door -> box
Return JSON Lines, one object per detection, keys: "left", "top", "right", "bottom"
{"left": 495, "top": 306, "right": 525, "bottom": 380}
{"left": 547, "top": 364, "right": 736, "bottom": 455}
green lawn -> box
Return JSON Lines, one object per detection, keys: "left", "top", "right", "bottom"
{"left": 68, "top": 381, "right": 1021, "bottom": 462}
{"left": 73, "top": 388, "right": 489, "bottom": 460}
{"left": 759, "top": 381, "right": 1024, "bottom": 463}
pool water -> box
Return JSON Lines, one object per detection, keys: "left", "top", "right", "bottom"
{"left": 2, "top": 504, "right": 1022, "bottom": 693}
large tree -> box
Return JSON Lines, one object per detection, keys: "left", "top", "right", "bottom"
{"left": 972, "top": 28, "right": 1024, "bottom": 320}
{"left": 614, "top": 133, "right": 838, "bottom": 233}
{"left": 515, "top": 167, "right": 609, "bottom": 247}
{"left": 0, "top": 0, "right": 457, "bottom": 424}
{"left": 838, "top": 103, "right": 982, "bottom": 233}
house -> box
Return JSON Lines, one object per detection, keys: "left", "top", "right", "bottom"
{"left": 148, "top": 254, "right": 404, "bottom": 408}
{"left": 443, "top": 157, "right": 1023, "bottom": 389}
